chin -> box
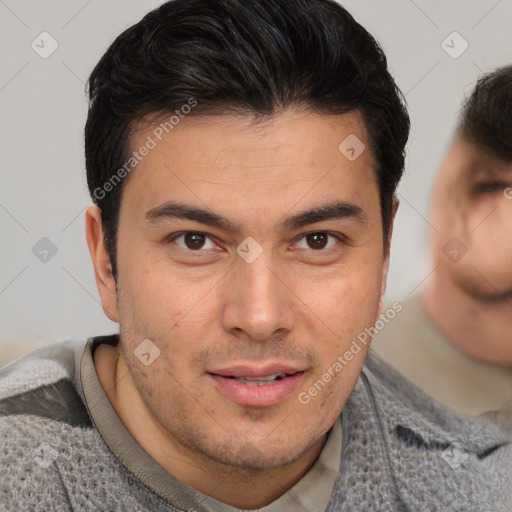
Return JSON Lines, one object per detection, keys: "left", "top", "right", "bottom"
{"left": 196, "top": 415, "right": 324, "bottom": 470}
{"left": 217, "top": 435, "right": 316, "bottom": 470}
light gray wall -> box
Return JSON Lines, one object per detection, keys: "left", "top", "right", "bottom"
{"left": 1, "top": 0, "right": 511, "bottom": 342}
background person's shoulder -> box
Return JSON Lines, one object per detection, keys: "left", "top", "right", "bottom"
{"left": 360, "top": 350, "right": 512, "bottom": 510}
{"left": 0, "top": 339, "right": 49, "bottom": 367}
{"left": 363, "top": 347, "right": 508, "bottom": 436}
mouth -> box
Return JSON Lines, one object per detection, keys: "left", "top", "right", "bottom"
{"left": 454, "top": 274, "right": 512, "bottom": 303}
{"left": 473, "top": 287, "right": 512, "bottom": 303}
{"left": 206, "top": 366, "right": 307, "bottom": 407}
{"left": 220, "top": 371, "right": 298, "bottom": 385}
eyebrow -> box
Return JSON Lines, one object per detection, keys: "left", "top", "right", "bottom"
{"left": 465, "top": 159, "right": 512, "bottom": 179}
{"left": 145, "top": 200, "right": 367, "bottom": 233}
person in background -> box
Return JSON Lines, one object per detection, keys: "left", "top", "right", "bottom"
{"left": 372, "top": 65, "right": 512, "bottom": 420}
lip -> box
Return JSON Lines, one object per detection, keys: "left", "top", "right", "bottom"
{"left": 209, "top": 372, "right": 305, "bottom": 407}
{"left": 206, "top": 361, "right": 308, "bottom": 407}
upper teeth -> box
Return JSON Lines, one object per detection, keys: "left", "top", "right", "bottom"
{"left": 234, "top": 373, "right": 287, "bottom": 385}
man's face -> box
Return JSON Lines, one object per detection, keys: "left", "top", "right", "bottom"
{"left": 110, "top": 109, "right": 388, "bottom": 469}
{"left": 430, "top": 135, "right": 512, "bottom": 302}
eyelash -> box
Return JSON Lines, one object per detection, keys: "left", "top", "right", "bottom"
{"left": 164, "top": 231, "right": 347, "bottom": 255}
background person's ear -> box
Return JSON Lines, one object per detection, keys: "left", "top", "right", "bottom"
{"left": 85, "top": 206, "right": 119, "bottom": 323}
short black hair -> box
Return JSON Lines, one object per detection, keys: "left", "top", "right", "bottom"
{"left": 85, "top": 0, "right": 410, "bottom": 281}
{"left": 458, "top": 65, "right": 512, "bottom": 162}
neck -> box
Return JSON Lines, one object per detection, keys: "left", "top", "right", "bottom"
{"left": 94, "top": 344, "right": 328, "bottom": 509}
{"left": 424, "top": 272, "right": 512, "bottom": 366}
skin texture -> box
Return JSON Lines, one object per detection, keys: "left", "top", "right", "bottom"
{"left": 426, "top": 134, "right": 512, "bottom": 365}
{"left": 86, "top": 109, "right": 394, "bottom": 508}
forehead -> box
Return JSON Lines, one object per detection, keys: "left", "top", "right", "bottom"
{"left": 445, "top": 136, "right": 512, "bottom": 180}
{"left": 129, "top": 108, "right": 373, "bottom": 164}
{"left": 120, "top": 109, "right": 380, "bottom": 228}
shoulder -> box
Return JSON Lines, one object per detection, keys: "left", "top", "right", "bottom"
{"left": 359, "top": 350, "right": 512, "bottom": 509}
{"left": 0, "top": 338, "right": 91, "bottom": 426}
{"left": 362, "top": 348, "right": 510, "bottom": 443}
{"left": 0, "top": 339, "right": 97, "bottom": 509}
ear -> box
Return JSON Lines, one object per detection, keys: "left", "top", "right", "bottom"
{"left": 379, "top": 195, "right": 399, "bottom": 308}
{"left": 85, "top": 205, "right": 119, "bottom": 322}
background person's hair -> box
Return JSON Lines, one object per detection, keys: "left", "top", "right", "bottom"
{"left": 458, "top": 65, "right": 512, "bottom": 162}
{"left": 85, "top": 0, "right": 410, "bottom": 281}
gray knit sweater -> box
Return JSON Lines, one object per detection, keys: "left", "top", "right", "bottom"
{"left": 0, "top": 335, "right": 510, "bottom": 511}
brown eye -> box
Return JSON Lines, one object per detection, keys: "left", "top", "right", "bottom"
{"left": 183, "top": 232, "right": 206, "bottom": 250}
{"left": 306, "top": 233, "right": 329, "bottom": 250}
{"left": 167, "top": 232, "right": 218, "bottom": 252}
{"left": 295, "top": 232, "right": 341, "bottom": 252}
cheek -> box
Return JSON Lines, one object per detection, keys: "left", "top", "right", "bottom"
{"left": 466, "top": 208, "right": 512, "bottom": 281}
{"left": 435, "top": 199, "right": 512, "bottom": 288}
{"left": 303, "top": 257, "right": 383, "bottom": 351}
{"left": 120, "top": 245, "right": 208, "bottom": 326}
{"left": 303, "top": 255, "right": 381, "bottom": 301}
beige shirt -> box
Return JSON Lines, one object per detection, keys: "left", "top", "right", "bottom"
{"left": 371, "top": 292, "right": 512, "bottom": 419}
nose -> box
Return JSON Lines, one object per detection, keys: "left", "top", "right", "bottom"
{"left": 221, "top": 247, "right": 295, "bottom": 343}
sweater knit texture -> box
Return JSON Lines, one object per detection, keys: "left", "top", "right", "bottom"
{"left": 0, "top": 336, "right": 510, "bottom": 511}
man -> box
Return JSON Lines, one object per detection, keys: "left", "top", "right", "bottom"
{"left": 372, "top": 66, "right": 512, "bottom": 419}
{"left": 0, "top": 1, "right": 510, "bottom": 510}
